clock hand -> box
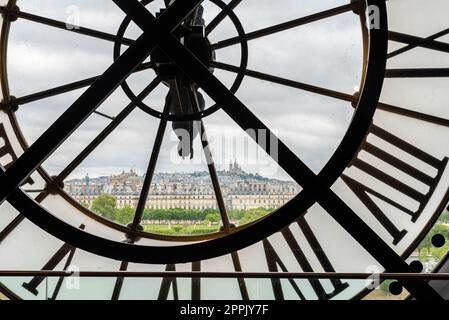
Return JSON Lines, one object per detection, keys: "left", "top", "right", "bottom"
{"left": 161, "top": 4, "right": 208, "bottom": 159}
{"left": 169, "top": 81, "right": 205, "bottom": 159}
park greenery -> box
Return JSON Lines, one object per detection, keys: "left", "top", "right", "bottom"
{"left": 369, "top": 212, "right": 449, "bottom": 299}
{"left": 89, "top": 193, "right": 272, "bottom": 234}
{"left": 416, "top": 213, "right": 449, "bottom": 262}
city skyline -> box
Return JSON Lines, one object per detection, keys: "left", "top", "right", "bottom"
{"left": 64, "top": 159, "right": 295, "bottom": 182}
{"left": 65, "top": 160, "right": 300, "bottom": 211}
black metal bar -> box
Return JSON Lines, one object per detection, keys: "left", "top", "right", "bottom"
{"left": 22, "top": 189, "right": 46, "bottom": 193}
{"left": 55, "top": 77, "right": 161, "bottom": 183}
{"left": 0, "top": 6, "right": 135, "bottom": 46}
{"left": 1, "top": 75, "right": 98, "bottom": 109}
{"left": 388, "top": 31, "right": 449, "bottom": 55}
{"left": 211, "top": 61, "right": 353, "bottom": 102}
{"left": 93, "top": 111, "right": 115, "bottom": 121}
{"left": 0, "top": 62, "right": 154, "bottom": 109}
{"left": 205, "top": 0, "right": 242, "bottom": 35}
{"left": 111, "top": 260, "right": 129, "bottom": 301}
{"left": 129, "top": 101, "right": 168, "bottom": 233}
{"left": 230, "top": 251, "right": 250, "bottom": 300}
{"left": 377, "top": 102, "right": 449, "bottom": 127}
{"left": 385, "top": 68, "right": 449, "bottom": 78}
{"left": 1, "top": 270, "right": 449, "bottom": 280}
{"left": 0, "top": 215, "right": 24, "bottom": 243}
{"left": 0, "top": 0, "right": 201, "bottom": 203}
{"left": 211, "top": 1, "right": 362, "bottom": 50}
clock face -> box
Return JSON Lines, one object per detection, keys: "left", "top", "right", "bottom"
{"left": 0, "top": 0, "right": 448, "bottom": 300}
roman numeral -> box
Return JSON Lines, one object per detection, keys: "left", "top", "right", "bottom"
{"left": 158, "top": 264, "right": 179, "bottom": 300}
{"left": 111, "top": 260, "right": 129, "bottom": 300}
{"left": 0, "top": 123, "right": 15, "bottom": 169}
{"left": 386, "top": 30, "right": 449, "bottom": 77}
{"left": 388, "top": 29, "right": 449, "bottom": 59}
{"left": 379, "top": 27, "right": 449, "bottom": 128}
{"left": 342, "top": 125, "right": 448, "bottom": 245}
{"left": 263, "top": 217, "right": 348, "bottom": 300}
{"left": 0, "top": 123, "right": 33, "bottom": 185}
{"left": 111, "top": 254, "right": 247, "bottom": 300}
{"left": 385, "top": 68, "right": 449, "bottom": 78}
{"left": 191, "top": 261, "right": 201, "bottom": 300}
{"left": 157, "top": 262, "right": 201, "bottom": 300}
{"left": 22, "top": 224, "right": 85, "bottom": 298}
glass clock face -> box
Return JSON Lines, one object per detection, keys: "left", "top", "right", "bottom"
{"left": 0, "top": 0, "right": 448, "bottom": 300}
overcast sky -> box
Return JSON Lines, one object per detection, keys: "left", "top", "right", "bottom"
{"left": 8, "top": 0, "right": 362, "bottom": 181}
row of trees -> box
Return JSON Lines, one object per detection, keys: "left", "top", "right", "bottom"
{"left": 89, "top": 194, "right": 272, "bottom": 226}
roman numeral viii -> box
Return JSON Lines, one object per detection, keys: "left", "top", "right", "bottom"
{"left": 0, "top": 123, "right": 34, "bottom": 185}
{"left": 342, "top": 125, "right": 448, "bottom": 245}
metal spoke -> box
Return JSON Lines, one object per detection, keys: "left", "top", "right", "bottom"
{"left": 211, "top": 61, "right": 354, "bottom": 102}
{"left": 210, "top": 1, "right": 362, "bottom": 50}
{"left": 230, "top": 251, "right": 249, "bottom": 300}
{"left": 377, "top": 102, "right": 449, "bottom": 127}
{"left": 0, "top": 214, "right": 24, "bottom": 243}
{"left": 0, "top": 62, "right": 154, "bottom": 110}
{"left": 385, "top": 68, "right": 449, "bottom": 78}
{"left": 130, "top": 100, "right": 169, "bottom": 236}
{"left": 0, "top": 0, "right": 202, "bottom": 204}
{"left": 388, "top": 28, "right": 449, "bottom": 59}
{"left": 0, "top": 6, "right": 135, "bottom": 46}
{"left": 0, "top": 76, "right": 97, "bottom": 110}
{"left": 111, "top": 260, "right": 129, "bottom": 300}
{"left": 120, "top": 3, "right": 442, "bottom": 299}
{"left": 93, "top": 111, "right": 115, "bottom": 121}
{"left": 55, "top": 77, "right": 161, "bottom": 183}
{"left": 21, "top": 189, "right": 45, "bottom": 193}
{"left": 205, "top": 0, "right": 243, "bottom": 35}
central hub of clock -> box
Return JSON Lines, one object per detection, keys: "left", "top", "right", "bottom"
{"left": 150, "top": 11, "right": 215, "bottom": 84}
{"left": 113, "top": 0, "right": 247, "bottom": 122}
